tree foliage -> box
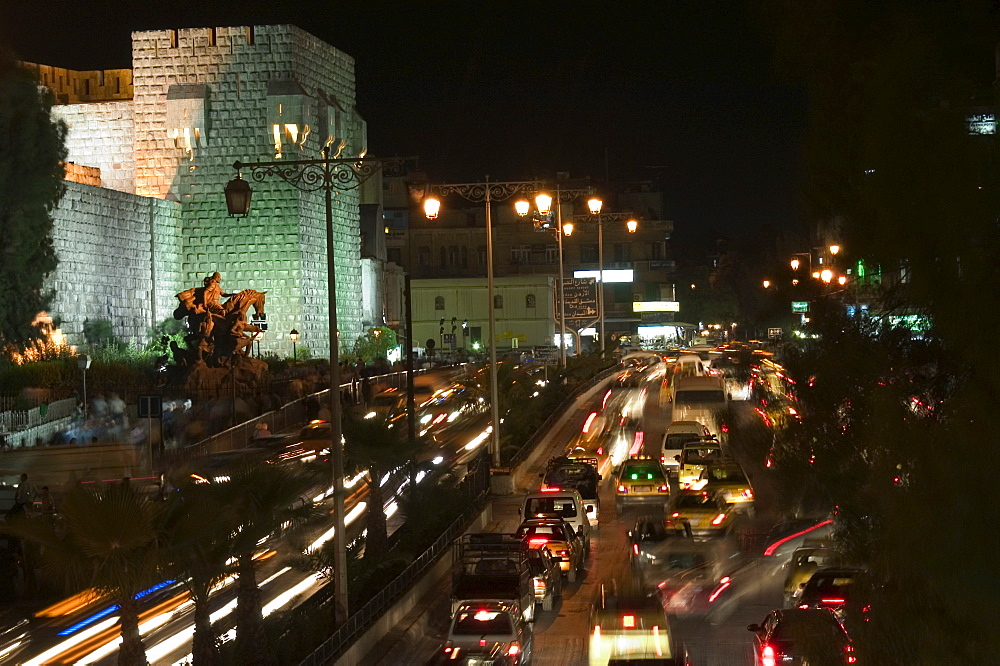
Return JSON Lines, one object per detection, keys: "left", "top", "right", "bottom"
{"left": 759, "top": 4, "right": 1000, "bottom": 660}
{"left": 0, "top": 52, "right": 67, "bottom": 348}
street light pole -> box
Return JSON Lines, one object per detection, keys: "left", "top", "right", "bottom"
{"left": 225, "top": 148, "right": 405, "bottom": 625}
{"left": 556, "top": 195, "right": 567, "bottom": 366}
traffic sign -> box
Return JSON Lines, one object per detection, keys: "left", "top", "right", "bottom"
{"left": 768, "top": 327, "right": 782, "bottom": 340}
{"left": 138, "top": 395, "right": 162, "bottom": 418}
{"left": 791, "top": 301, "right": 809, "bottom": 314}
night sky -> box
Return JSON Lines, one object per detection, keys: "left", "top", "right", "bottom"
{"left": 2, "top": 1, "right": 807, "bottom": 239}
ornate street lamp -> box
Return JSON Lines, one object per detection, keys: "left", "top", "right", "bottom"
{"left": 290, "top": 329, "right": 299, "bottom": 360}
{"left": 225, "top": 147, "right": 406, "bottom": 624}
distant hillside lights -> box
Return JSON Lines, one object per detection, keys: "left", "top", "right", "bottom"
{"left": 4, "top": 313, "right": 76, "bottom": 364}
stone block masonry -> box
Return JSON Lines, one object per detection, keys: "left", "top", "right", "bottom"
{"left": 132, "top": 24, "right": 367, "bottom": 355}
{"left": 49, "top": 182, "right": 182, "bottom": 345}
{"left": 39, "top": 25, "right": 371, "bottom": 356}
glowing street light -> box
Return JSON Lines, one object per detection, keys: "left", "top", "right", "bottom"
{"left": 790, "top": 258, "right": 801, "bottom": 271}
{"left": 289, "top": 329, "right": 299, "bottom": 360}
{"left": 535, "top": 193, "right": 553, "bottom": 215}
{"left": 820, "top": 269, "right": 834, "bottom": 283}
{"left": 423, "top": 197, "right": 441, "bottom": 220}
{"left": 762, "top": 280, "right": 771, "bottom": 289}
{"left": 829, "top": 244, "right": 841, "bottom": 255}
{"left": 626, "top": 219, "right": 638, "bottom": 233}
{"left": 562, "top": 222, "right": 574, "bottom": 236}
{"left": 837, "top": 275, "right": 847, "bottom": 286}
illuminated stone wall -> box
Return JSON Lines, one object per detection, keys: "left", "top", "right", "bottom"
{"left": 52, "top": 102, "right": 135, "bottom": 194}
{"left": 48, "top": 181, "right": 181, "bottom": 344}
{"left": 130, "top": 25, "right": 367, "bottom": 355}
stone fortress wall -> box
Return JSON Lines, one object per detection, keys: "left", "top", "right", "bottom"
{"left": 36, "top": 24, "right": 370, "bottom": 355}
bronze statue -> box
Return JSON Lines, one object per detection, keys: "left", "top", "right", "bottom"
{"left": 173, "top": 272, "right": 267, "bottom": 367}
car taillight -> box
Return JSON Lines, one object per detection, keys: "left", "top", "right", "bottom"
{"left": 593, "top": 624, "right": 601, "bottom": 639}
{"left": 821, "top": 598, "right": 846, "bottom": 605}
{"left": 617, "top": 485, "right": 628, "bottom": 493}
{"left": 742, "top": 488, "right": 754, "bottom": 499}
{"left": 507, "top": 643, "right": 520, "bottom": 657}
{"left": 720, "top": 424, "right": 729, "bottom": 433}
{"left": 657, "top": 485, "right": 669, "bottom": 492}
{"left": 632, "top": 543, "right": 639, "bottom": 555}
{"left": 845, "top": 644, "right": 856, "bottom": 663}
{"left": 711, "top": 512, "right": 727, "bottom": 525}
{"left": 557, "top": 549, "right": 568, "bottom": 557}
{"left": 671, "top": 512, "right": 680, "bottom": 518}
{"left": 622, "top": 614, "right": 636, "bottom": 629}
{"left": 443, "top": 644, "right": 453, "bottom": 653}
{"left": 761, "top": 644, "right": 777, "bottom": 666}
{"left": 528, "top": 537, "right": 548, "bottom": 546}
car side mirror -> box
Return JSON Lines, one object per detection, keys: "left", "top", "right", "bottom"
{"left": 673, "top": 455, "right": 681, "bottom": 462}
{"left": 747, "top": 623, "right": 761, "bottom": 633}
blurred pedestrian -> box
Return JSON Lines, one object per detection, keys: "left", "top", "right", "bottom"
{"left": 254, "top": 422, "right": 271, "bottom": 440}
{"left": 91, "top": 393, "right": 108, "bottom": 421}
{"left": 9, "top": 473, "right": 35, "bottom": 518}
{"left": 37, "top": 486, "right": 54, "bottom": 518}
{"left": 108, "top": 393, "right": 126, "bottom": 427}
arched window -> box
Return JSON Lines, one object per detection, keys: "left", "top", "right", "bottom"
{"left": 526, "top": 294, "right": 536, "bottom": 308}
{"left": 434, "top": 296, "right": 445, "bottom": 310}
{"left": 494, "top": 295, "right": 504, "bottom": 309}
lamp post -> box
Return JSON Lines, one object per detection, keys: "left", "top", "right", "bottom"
{"left": 77, "top": 354, "right": 91, "bottom": 420}
{"left": 225, "top": 147, "right": 405, "bottom": 624}
{"left": 577, "top": 203, "right": 638, "bottom": 356}
{"left": 421, "top": 179, "right": 537, "bottom": 466}
{"left": 289, "top": 329, "right": 299, "bottom": 361}
{"left": 516, "top": 186, "right": 597, "bottom": 365}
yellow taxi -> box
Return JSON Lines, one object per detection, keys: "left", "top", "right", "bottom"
{"left": 694, "top": 463, "right": 755, "bottom": 514}
{"left": 676, "top": 441, "right": 725, "bottom": 489}
{"left": 665, "top": 490, "right": 735, "bottom": 536}
{"left": 515, "top": 517, "right": 585, "bottom": 583}
{"left": 615, "top": 455, "right": 670, "bottom": 511}
{"left": 783, "top": 540, "right": 835, "bottom": 607}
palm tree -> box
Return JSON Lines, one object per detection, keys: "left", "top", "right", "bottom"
{"left": 342, "top": 408, "right": 422, "bottom": 562}
{"left": 162, "top": 481, "right": 233, "bottom": 666}
{"left": 4, "top": 482, "right": 164, "bottom": 666}
{"left": 216, "top": 461, "right": 319, "bottom": 666}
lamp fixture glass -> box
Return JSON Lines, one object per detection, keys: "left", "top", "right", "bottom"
{"left": 829, "top": 244, "right": 841, "bottom": 255}
{"left": 820, "top": 269, "right": 833, "bottom": 283}
{"left": 587, "top": 197, "right": 603, "bottom": 215}
{"left": 423, "top": 197, "right": 441, "bottom": 220}
{"left": 790, "top": 258, "right": 801, "bottom": 271}
{"left": 514, "top": 199, "right": 530, "bottom": 217}
{"left": 289, "top": 329, "right": 299, "bottom": 342}
{"left": 535, "top": 193, "right": 553, "bottom": 215}
{"left": 562, "top": 222, "right": 574, "bottom": 236}
{"left": 627, "top": 219, "right": 638, "bottom": 233}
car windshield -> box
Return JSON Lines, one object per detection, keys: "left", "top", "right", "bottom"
{"left": 524, "top": 497, "right": 578, "bottom": 519}
{"left": 803, "top": 574, "right": 856, "bottom": 601}
{"left": 517, "top": 524, "right": 566, "bottom": 541}
{"left": 665, "top": 433, "right": 702, "bottom": 449}
{"left": 371, "top": 395, "right": 400, "bottom": 407}
{"left": 452, "top": 609, "right": 514, "bottom": 636}
{"left": 621, "top": 466, "right": 662, "bottom": 481}
{"left": 675, "top": 390, "right": 726, "bottom": 405}
{"left": 674, "top": 494, "right": 716, "bottom": 509}
{"left": 707, "top": 467, "right": 747, "bottom": 483}
{"left": 683, "top": 448, "right": 722, "bottom": 465}
{"left": 771, "top": 611, "right": 847, "bottom": 646}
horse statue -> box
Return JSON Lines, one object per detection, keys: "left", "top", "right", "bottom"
{"left": 172, "top": 273, "right": 268, "bottom": 367}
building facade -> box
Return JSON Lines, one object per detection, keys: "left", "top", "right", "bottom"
{"left": 29, "top": 24, "right": 379, "bottom": 356}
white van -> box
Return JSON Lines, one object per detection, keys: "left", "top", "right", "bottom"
{"left": 660, "top": 421, "right": 712, "bottom": 474}
{"left": 670, "top": 376, "right": 729, "bottom": 439}
{"left": 519, "top": 488, "right": 592, "bottom": 553}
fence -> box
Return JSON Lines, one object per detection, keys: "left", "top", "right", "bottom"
{"left": 296, "top": 452, "right": 491, "bottom": 665}
{"left": 180, "top": 367, "right": 435, "bottom": 458}
{"left": 0, "top": 398, "right": 78, "bottom": 445}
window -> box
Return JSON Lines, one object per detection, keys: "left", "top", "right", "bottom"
{"left": 652, "top": 241, "right": 664, "bottom": 260}
{"left": 613, "top": 243, "right": 631, "bottom": 263}
{"left": 580, "top": 244, "right": 599, "bottom": 263}
{"left": 448, "top": 245, "right": 459, "bottom": 265}
{"left": 544, "top": 245, "right": 558, "bottom": 263}
{"left": 440, "top": 247, "right": 447, "bottom": 269}
{"left": 418, "top": 246, "right": 430, "bottom": 266}
{"left": 387, "top": 248, "right": 402, "bottom": 265}
{"left": 478, "top": 245, "right": 487, "bottom": 267}
{"left": 461, "top": 246, "right": 469, "bottom": 268}
{"left": 526, "top": 294, "right": 536, "bottom": 308}
{"left": 494, "top": 295, "right": 504, "bottom": 309}
{"left": 434, "top": 296, "right": 445, "bottom": 310}
{"left": 511, "top": 245, "right": 530, "bottom": 264}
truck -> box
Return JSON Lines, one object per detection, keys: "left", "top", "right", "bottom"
{"left": 540, "top": 456, "right": 601, "bottom": 525}
{"left": 451, "top": 533, "right": 537, "bottom": 622}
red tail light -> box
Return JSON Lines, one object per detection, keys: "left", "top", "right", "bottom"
{"left": 622, "top": 614, "right": 635, "bottom": 629}
{"left": 528, "top": 537, "right": 549, "bottom": 546}
{"left": 742, "top": 488, "right": 754, "bottom": 499}
{"left": 583, "top": 412, "right": 597, "bottom": 433}
{"left": 632, "top": 543, "right": 639, "bottom": 555}
{"left": 720, "top": 424, "right": 729, "bottom": 433}
{"left": 711, "top": 512, "right": 727, "bottom": 525}
{"left": 657, "top": 485, "right": 669, "bottom": 492}
{"left": 507, "top": 643, "right": 520, "bottom": 656}
{"left": 540, "top": 487, "right": 561, "bottom": 492}
{"left": 821, "top": 598, "right": 846, "bottom": 605}
{"left": 762, "top": 644, "right": 776, "bottom": 666}
{"left": 671, "top": 512, "right": 680, "bottom": 518}
{"left": 617, "top": 485, "right": 628, "bottom": 493}
{"left": 432, "top": 412, "right": 448, "bottom": 425}
{"left": 845, "top": 644, "right": 856, "bottom": 663}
